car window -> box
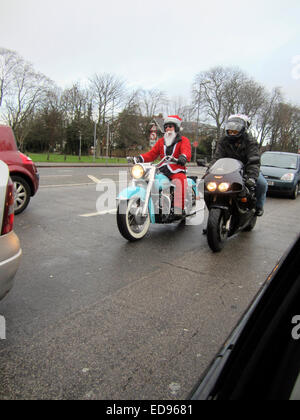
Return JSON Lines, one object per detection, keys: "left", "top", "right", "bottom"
{"left": 261, "top": 153, "right": 298, "bottom": 170}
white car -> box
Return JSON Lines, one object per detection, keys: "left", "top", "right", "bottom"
{"left": 0, "top": 160, "right": 22, "bottom": 301}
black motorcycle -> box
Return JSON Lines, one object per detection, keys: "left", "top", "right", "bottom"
{"left": 204, "top": 157, "right": 258, "bottom": 252}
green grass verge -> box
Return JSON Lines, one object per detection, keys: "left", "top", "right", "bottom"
{"left": 27, "top": 153, "right": 128, "bottom": 164}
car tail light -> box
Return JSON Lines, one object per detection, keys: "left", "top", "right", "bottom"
{"left": 1, "top": 178, "right": 15, "bottom": 235}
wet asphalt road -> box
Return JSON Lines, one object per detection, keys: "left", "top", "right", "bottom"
{"left": 0, "top": 165, "right": 300, "bottom": 400}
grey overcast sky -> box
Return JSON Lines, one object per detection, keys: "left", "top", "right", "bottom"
{"left": 1, "top": 0, "right": 300, "bottom": 105}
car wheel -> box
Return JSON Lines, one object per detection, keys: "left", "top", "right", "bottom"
{"left": 291, "top": 184, "right": 299, "bottom": 200}
{"left": 11, "top": 175, "right": 31, "bottom": 214}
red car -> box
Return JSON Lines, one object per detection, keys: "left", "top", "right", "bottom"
{"left": 0, "top": 125, "right": 39, "bottom": 214}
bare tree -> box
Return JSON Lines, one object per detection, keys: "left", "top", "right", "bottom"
{"left": 0, "top": 47, "right": 23, "bottom": 108}
{"left": 89, "top": 73, "right": 126, "bottom": 125}
{"left": 254, "top": 88, "right": 282, "bottom": 148}
{"left": 192, "top": 66, "right": 245, "bottom": 140}
{"left": 166, "top": 96, "right": 194, "bottom": 121}
{"left": 138, "top": 89, "right": 167, "bottom": 118}
{"left": 222, "top": 69, "right": 248, "bottom": 117}
{"left": 3, "top": 60, "right": 53, "bottom": 149}
{"left": 89, "top": 73, "right": 126, "bottom": 156}
{"left": 60, "top": 82, "right": 90, "bottom": 123}
{"left": 192, "top": 66, "right": 282, "bottom": 150}
{"left": 268, "top": 102, "right": 300, "bottom": 152}
{"left": 236, "top": 79, "right": 266, "bottom": 119}
{"left": 124, "top": 89, "right": 140, "bottom": 108}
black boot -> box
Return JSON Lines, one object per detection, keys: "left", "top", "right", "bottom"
{"left": 256, "top": 208, "right": 264, "bottom": 217}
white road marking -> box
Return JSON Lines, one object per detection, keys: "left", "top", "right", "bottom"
{"left": 40, "top": 174, "right": 73, "bottom": 178}
{"left": 88, "top": 175, "right": 101, "bottom": 183}
{"left": 40, "top": 183, "right": 95, "bottom": 188}
{"left": 88, "top": 175, "right": 127, "bottom": 185}
{"left": 80, "top": 209, "right": 117, "bottom": 217}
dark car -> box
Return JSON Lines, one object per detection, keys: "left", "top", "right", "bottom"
{"left": 0, "top": 125, "right": 39, "bottom": 214}
{"left": 261, "top": 151, "right": 300, "bottom": 199}
{"left": 190, "top": 233, "right": 300, "bottom": 400}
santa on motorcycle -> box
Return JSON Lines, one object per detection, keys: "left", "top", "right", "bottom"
{"left": 134, "top": 115, "right": 192, "bottom": 218}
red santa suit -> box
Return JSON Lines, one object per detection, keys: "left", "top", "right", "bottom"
{"left": 140, "top": 134, "right": 191, "bottom": 210}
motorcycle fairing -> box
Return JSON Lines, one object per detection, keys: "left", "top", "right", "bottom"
{"left": 154, "top": 173, "right": 173, "bottom": 191}
{"left": 155, "top": 172, "right": 198, "bottom": 195}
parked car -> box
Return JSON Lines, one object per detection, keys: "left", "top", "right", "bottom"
{"left": 261, "top": 151, "right": 300, "bottom": 199}
{"left": 0, "top": 160, "right": 22, "bottom": 301}
{"left": 190, "top": 233, "right": 300, "bottom": 400}
{"left": 0, "top": 125, "right": 39, "bottom": 214}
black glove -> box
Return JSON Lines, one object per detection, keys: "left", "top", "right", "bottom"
{"left": 177, "top": 154, "right": 187, "bottom": 166}
{"left": 245, "top": 177, "right": 256, "bottom": 189}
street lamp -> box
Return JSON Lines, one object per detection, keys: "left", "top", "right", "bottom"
{"left": 106, "top": 123, "right": 109, "bottom": 159}
{"left": 79, "top": 130, "right": 82, "bottom": 161}
{"left": 93, "top": 121, "right": 97, "bottom": 162}
{"left": 211, "top": 138, "right": 217, "bottom": 160}
{"left": 193, "top": 80, "right": 210, "bottom": 162}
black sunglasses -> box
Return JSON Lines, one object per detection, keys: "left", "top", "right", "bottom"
{"left": 165, "top": 124, "right": 175, "bottom": 129}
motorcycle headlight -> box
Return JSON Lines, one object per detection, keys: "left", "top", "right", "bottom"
{"left": 207, "top": 182, "right": 217, "bottom": 192}
{"left": 131, "top": 164, "right": 145, "bottom": 179}
{"left": 218, "top": 182, "right": 230, "bottom": 192}
{"left": 281, "top": 173, "right": 294, "bottom": 181}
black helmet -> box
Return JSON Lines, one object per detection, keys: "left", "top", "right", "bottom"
{"left": 225, "top": 114, "right": 250, "bottom": 139}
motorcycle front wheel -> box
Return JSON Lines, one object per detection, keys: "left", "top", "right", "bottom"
{"left": 117, "top": 198, "right": 150, "bottom": 241}
{"left": 207, "top": 208, "right": 228, "bottom": 252}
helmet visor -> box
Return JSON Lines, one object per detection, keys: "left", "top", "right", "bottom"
{"left": 225, "top": 120, "right": 244, "bottom": 134}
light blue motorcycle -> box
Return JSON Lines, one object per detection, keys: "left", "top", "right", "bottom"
{"left": 116, "top": 156, "right": 199, "bottom": 241}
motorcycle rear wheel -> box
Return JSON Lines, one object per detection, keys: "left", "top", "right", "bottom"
{"left": 207, "top": 208, "right": 228, "bottom": 252}
{"left": 117, "top": 198, "right": 150, "bottom": 241}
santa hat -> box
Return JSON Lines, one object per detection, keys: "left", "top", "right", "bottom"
{"left": 163, "top": 115, "right": 182, "bottom": 132}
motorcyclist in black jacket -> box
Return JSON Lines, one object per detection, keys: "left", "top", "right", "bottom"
{"left": 210, "top": 114, "right": 268, "bottom": 216}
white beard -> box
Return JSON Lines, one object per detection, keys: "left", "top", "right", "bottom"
{"left": 164, "top": 131, "right": 177, "bottom": 147}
